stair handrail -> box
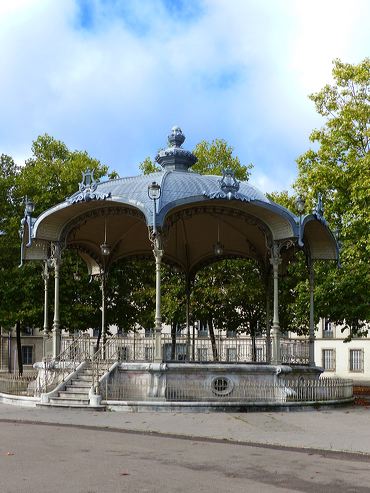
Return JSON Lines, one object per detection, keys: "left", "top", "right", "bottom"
{"left": 56, "top": 333, "right": 92, "bottom": 382}
{"left": 91, "top": 335, "right": 121, "bottom": 394}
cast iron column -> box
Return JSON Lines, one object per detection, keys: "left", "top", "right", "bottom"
{"left": 42, "top": 260, "right": 50, "bottom": 358}
{"left": 185, "top": 276, "right": 191, "bottom": 361}
{"left": 148, "top": 181, "right": 163, "bottom": 363}
{"left": 154, "top": 238, "right": 163, "bottom": 362}
{"left": 101, "top": 272, "right": 107, "bottom": 353}
{"left": 309, "top": 258, "right": 315, "bottom": 366}
{"left": 51, "top": 243, "right": 61, "bottom": 359}
{"left": 270, "top": 245, "right": 282, "bottom": 365}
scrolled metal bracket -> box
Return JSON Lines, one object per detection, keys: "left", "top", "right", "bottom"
{"left": 204, "top": 168, "right": 250, "bottom": 202}
{"left": 67, "top": 169, "right": 111, "bottom": 204}
{"left": 312, "top": 193, "right": 327, "bottom": 225}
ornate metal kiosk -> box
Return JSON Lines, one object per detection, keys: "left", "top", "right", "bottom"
{"left": 20, "top": 127, "right": 353, "bottom": 411}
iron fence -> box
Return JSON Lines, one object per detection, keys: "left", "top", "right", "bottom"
{"left": 56, "top": 334, "right": 310, "bottom": 365}
{"left": 102, "top": 377, "right": 353, "bottom": 403}
{"left": 87, "top": 334, "right": 308, "bottom": 365}
{"left": 0, "top": 372, "right": 38, "bottom": 396}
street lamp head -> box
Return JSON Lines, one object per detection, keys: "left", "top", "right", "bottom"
{"left": 213, "top": 241, "right": 224, "bottom": 256}
{"left": 148, "top": 181, "right": 161, "bottom": 201}
{"left": 295, "top": 196, "right": 305, "bottom": 215}
{"left": 100, "top": 242, "right": 111, "bottom": 256}
{"left": 25, "top": 197, "right": 35, "bottom": 215}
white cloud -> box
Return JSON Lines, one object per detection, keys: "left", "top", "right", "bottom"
{"left": 0, "top": 0, "right": 369, "bottom": 192}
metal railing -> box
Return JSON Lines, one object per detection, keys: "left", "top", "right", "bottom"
{"left": 91, "top": 336, "right": 122, "bottom": 393}
{"left": 92, "top": 334, "right": 309, "bottom": 365}
{"left": 281, "top": 339, "right": 309, "bottom": 365}
{"left": 51, "top": 333, "right": 94, "bottom": 386}
{"left": 0, "top": 372, "right": 38, "bottom": 396}
{"left": 102, "top": 377, "right": 353, "bottom": 403}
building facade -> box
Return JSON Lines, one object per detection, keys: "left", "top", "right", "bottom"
{"left": 315, "top": 319, "right": 370, "bottom": 383}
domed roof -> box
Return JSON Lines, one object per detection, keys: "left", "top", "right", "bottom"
{"left": 77, "top": 126, "right": 272, "bottom": 226}
{"left": 22, "top": 126, "right": 338, "bottom": 273}
{"left": 93, "top": 168, "right": 271, "bottom": 226}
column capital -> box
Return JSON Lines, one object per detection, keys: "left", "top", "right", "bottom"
{"left": 41, "top": 259, "right": 50, "bottom": 281}
{"left": 50, "top": 242, "right": 62, "bottom": 268}
{"left": 269, "top": 255, "right": 282, "bottom": 268}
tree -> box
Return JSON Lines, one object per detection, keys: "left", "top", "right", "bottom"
{"left": 139, "top": 156, "right": 160, "bottom": 175}
{"left": 193, "top": 139, "right": 252, "bottom": 180}
{"left": 16, "top": 134, "right": 114, "bottom": 213}
{"left": 294, "top": 58, "right": 370, "bottom": 334}
{"left": 0, "top": 135, "right": 114, "bottom": 371}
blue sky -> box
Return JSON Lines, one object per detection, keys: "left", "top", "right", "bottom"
{"left": 0, "top": 0, "right": 369, "bottom": 192}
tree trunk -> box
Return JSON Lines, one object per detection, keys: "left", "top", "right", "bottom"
{"left": 15, "top": 321, "right": 23, "bottom": 375}
{"left": 208, "top": 319, "right": 218, "bottom": 361}
{"left": 171, "top": 321, "right": 176, "bottom": 360}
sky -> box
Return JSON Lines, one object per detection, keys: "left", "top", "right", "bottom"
{"left": 0, "top": 0, "right": 369, "bottom": 193}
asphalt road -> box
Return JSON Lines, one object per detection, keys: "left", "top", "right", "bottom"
{"left": 1, "top": 421, "right": 370, "bottom": 493}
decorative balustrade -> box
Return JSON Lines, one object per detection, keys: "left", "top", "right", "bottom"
{"left": 0, "top": 371, "right": 38, "bottom": 396}
{"left": 57, "top": 333, "right": 311, "bottom": 365}
{"left": 101, "top": 376, "right": 353, "bottom": 403}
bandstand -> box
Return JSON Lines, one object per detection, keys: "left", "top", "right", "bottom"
{"left": 19, "top": 127, "right": 353, "bottom": 411}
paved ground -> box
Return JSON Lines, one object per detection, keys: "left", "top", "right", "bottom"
{"left": 0, "top": 403, "right": 369, "bottom": 492}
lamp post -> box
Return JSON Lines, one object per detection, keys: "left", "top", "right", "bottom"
{"left": 295, "top": 196, "right": 305, "bottom": 247}
{"left": 24, "top": 197, "right": 35, "bottom": 247}
{"left": 148, "top": 181, "right": 163, "bottom": 362}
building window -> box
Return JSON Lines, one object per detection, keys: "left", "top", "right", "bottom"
{"left": 226, "top": 330, "right": 236, "bottom": 338}
{"left": 23, "top": 327, "right": 34, "bottom": 336}
{"left": 255, "top": 347, "right": 264, "bottom": 362}
{"left": 322, "top": 349, "right": 335, "bottom": 371}
{"left": 145, "top": 346, "right": 153, "bottom": 361}
{"left": 175, "top": 323, "right": 183, "bottom": 335}
{"left": 118, "top": 346, "right": 129, "bottom": 361}
{"left": 349, "top": 349, "right": 364, "bottom": 372}
{"left": 145, "top": 328, "right": 153, "bottom": 338}
{"left": 198, "top": 321, "right": 209, "bottom": 337}
{"left": 323, "top": 320, "right": 334, "bottom": 338}
{"left": 197, "top": 348, "right": 208, "bottom": 361}
{"left": 92, "top": 328, "right": 100, "bottom": 338}
{"left": 227, "top": 347, "right": 237, "bottom": 362}
{"left": 21, "top": 346, "right": 33, "bottom": 365}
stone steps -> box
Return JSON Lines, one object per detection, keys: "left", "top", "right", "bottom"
{"left": 38, "top": 402, "right": 105, "bottom": 410}
{"left": 50, "top": 396, "right": 90, "bottom": 405}
{"left": 37, "top": 364, "right": 106, "bottom": 410}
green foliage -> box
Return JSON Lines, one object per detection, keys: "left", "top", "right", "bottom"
{"left": 193, "top": 139, "right": 252, "bottom": 180}
{"left": 192, "top": 259, "right": 266, "bottom": 335}
{"left": 106, "top": 259, "right": 156, "bottom": 332}
{"left": 139, "top": 156, "right": 160, "bottom": 175}
{"left": 294, "top": 58, "right": 370, "bottom": 332}
{"left": 0, "top": 134, "right": 110, "bottom": 334}
{"left": 16, "top": 134, "right": 110, "bottom": 213}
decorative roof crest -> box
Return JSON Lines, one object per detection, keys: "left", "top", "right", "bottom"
{"left": 67, "top": 169, "right": 111, "bottom": 204}
{"left": 313, "top": 193, "right": 327, "bottom": 225}
{"left": 204, "top": 168, "right": 250, "bottom": 202}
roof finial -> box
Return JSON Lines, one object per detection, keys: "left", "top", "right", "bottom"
{"left": 168, "top": 126, "right": 185, "bottom": 147}
{"left": 156, "top": 126, "right": 197, "bottom": 172}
